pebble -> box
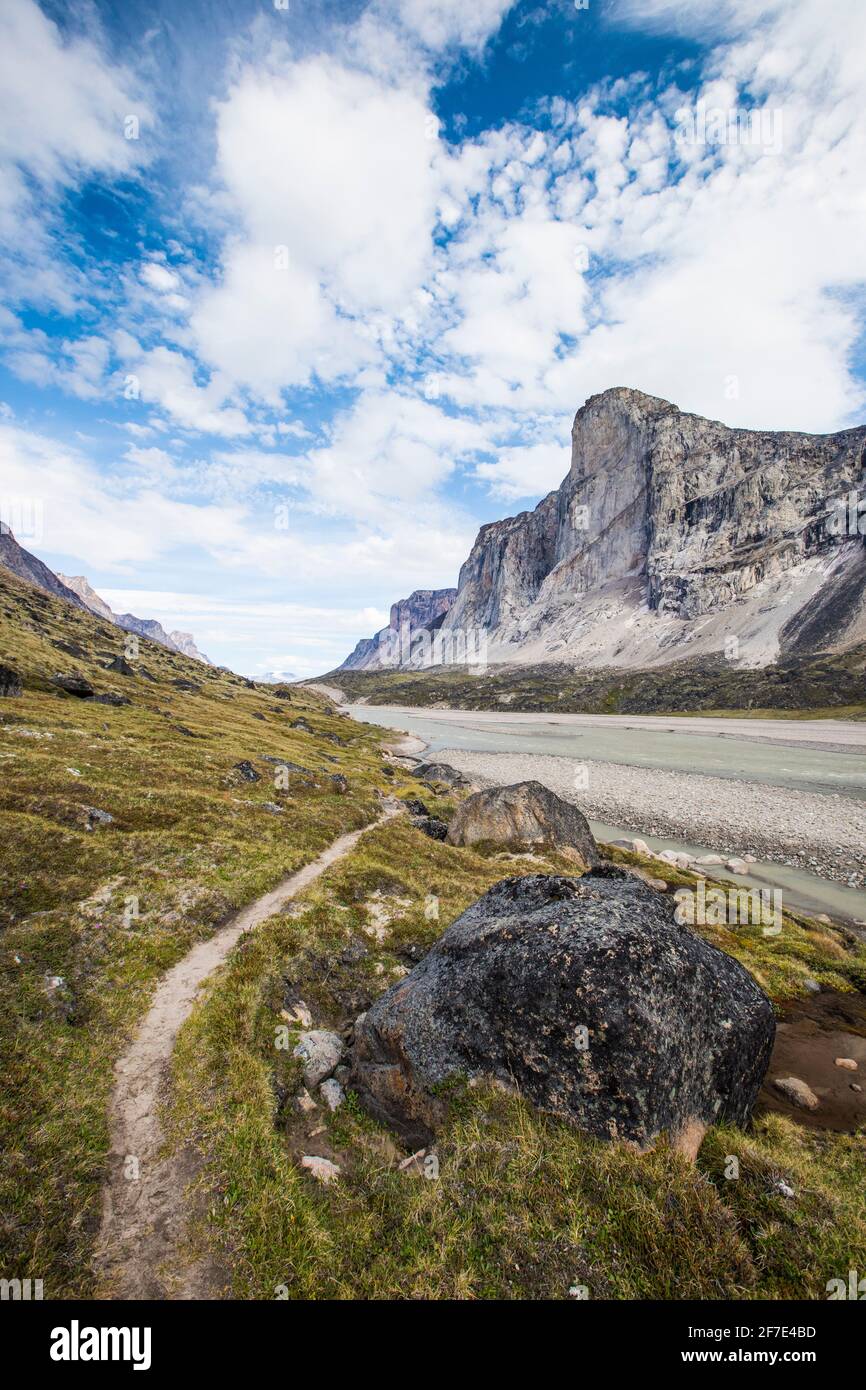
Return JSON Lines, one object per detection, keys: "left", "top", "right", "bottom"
{"left": 319, "top": 1078, "right": 345, "bottom": 1111}
{"left": 772, "top": 1075, "right": 820, "bottom": 1111}
{"left": 834, "top": 1057, "right": 858, "bottom": 1071}
{"left": 300, "top": 1155, "right": 340, "bottom": 1184}
{"left": 294, "top": 1088, "right": 317, "bottom": 1114}
{"left": 293, "top": 1030, "right": 344, "bottom": 1087}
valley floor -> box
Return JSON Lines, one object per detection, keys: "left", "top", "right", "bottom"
{"left": 437, "top": 748, "right": 866, "bottom": 894}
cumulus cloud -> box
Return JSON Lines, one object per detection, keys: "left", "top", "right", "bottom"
{"left": 0, "top": 0, "right": 147, "bottom": 310}
{"left": 190, "top": 50, "right": 440, "bottom": 401}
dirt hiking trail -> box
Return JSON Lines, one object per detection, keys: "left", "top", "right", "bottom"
{"left": 94, "top": 802, "right": 400, "bottom": 1299}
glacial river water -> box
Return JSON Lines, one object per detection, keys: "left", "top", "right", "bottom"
{"left": 346, "top": 704, "right": 866, "bottom": 921}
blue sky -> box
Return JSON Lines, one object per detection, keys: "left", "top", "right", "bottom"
{"left": 1, "top": 0, "right": 865, "bottom": 677}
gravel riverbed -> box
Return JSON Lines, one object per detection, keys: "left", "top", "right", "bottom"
{"left": 437, "top": 748, "right": 866, "bottom": 890}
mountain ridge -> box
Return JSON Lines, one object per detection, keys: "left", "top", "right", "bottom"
{"left": 338, "top": 387, "right": 866, "bottom": 673}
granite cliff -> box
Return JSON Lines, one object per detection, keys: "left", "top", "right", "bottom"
{"left": 341, "top": 388, "right": 866, "bottom": 671}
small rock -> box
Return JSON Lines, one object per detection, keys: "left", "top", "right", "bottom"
{"left": 850, "top": 1083, "right": 862, "bottom": 1093}
{"left": 319, "top": 1078, "right": 345, "bottom": 1111}
{"left": 834, "top": 1057, "right": 858, "bottom": 1071}
{"left": 727, "top": 858, "right": 749, "bottom": 875}
{"left": 233, "top": 760, "right": 261, "bottom": 783}
{"left": 293, "top": 1029, "right": 344, "bottom": 1087}
{"left": 403, "top": 797, "right": 430, "bottom": 816}
{"left": 51, "top": 673, "right": 94, "bottom": 698}
{"left": 695, "top": 853, "right": 724, "bottom": 866}
{"left": 260, "top": 801, "right": 284, "bottom": 814}
{"left": 85, "top": 807, "right": 114, "bottom": 830}
{"left": 330, "top": 773, "right": 349, "bottom": 795}
{"left": 803, "top": 978, "right": 821, "bottom": 994}
{"left": 103, "top": 655, "right": 136, "bottom": 676}
{"left": 294, "top": 1089, "right": 317, "bottom": 1114}
{"left": 774, "top": 1180, "right": 796, "bottom": 1199}
{"left": 412, "top": 815, "right": 448, "bottom": 841}
{"left": 743, "top": 854, "right": 757, "bottom": 864}
{"left": 446, "top": 781, "right": 598, "bottom": 868}
{"left": 630, "top": 838, "right": 650, "bottom": 856}
{"left": 300, "top": 1155, "right": 340, "bottom": 1185}
{"left": 772, "top": 1076, "right": 820, "bottom": 1111}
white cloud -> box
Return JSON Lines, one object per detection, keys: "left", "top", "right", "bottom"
{"left": 474, "top": 439, "right": 569, "bottom": 500}
{"left": 0, "top": 0, "right": 147, "bottom": 311}
{"left": 190, "top": 50, "right": 441, "bottom": 402}
{"left": 376, "top": 0, "right": 518, "bottom": 53}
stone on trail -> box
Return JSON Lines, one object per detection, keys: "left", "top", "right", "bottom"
{"left": 351, "top": 868, "right": 775, "bottom": 1153}
{"left": 446, "top": 780, "right": 599, "bottom": 869}
{"left": 293, "top": 1030, "right": 344, "bottom": 1088}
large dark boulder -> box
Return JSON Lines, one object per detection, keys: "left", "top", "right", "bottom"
{"left": 351, "top": 870, "right": 775, "bottom": 1154}
{"left": 447, "top": 780, "right": 599, "bottom": 868}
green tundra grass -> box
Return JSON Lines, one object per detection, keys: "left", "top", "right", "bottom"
{"left": 167, "top": 826, "right": 866, "bottom": 1301}
{"left": 1, "top": 564, "right": 864, "bottom": 1299}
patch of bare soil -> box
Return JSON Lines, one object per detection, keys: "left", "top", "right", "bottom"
{"left": 758, "top": 990, "right": 866, "bottom": 1132}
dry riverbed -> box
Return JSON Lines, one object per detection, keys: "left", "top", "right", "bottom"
{"left": 436, "top": 747, "right": 866, "bottom": 891}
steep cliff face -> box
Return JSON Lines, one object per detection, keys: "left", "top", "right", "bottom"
{"left": 434, "top": 388, "right": 866, "bottom": 669}
{"left": 0, "top": 530, "right": 89, "bottom": 611}
{"left": 340, "top": 589, "right": 457, "bottom": 670}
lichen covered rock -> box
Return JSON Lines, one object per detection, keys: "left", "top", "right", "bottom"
{"left": 351, "top": 869, "right": 774, "bottom": 1152}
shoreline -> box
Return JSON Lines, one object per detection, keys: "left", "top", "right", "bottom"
{"left": 436, "top": 746, "right": 865, "bottom": 893}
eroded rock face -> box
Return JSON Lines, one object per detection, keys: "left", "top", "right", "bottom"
{"left": 351, "top": 870, "right": 775, "bottom": 1152}
{"left": 446, "top": 781, "right": 599, "bottom": 868}
{"left": 339, "top": 388, "right": 866, "bottom": 671}
{"left": 340, "top": 589, "right": 458, "bottom": 670}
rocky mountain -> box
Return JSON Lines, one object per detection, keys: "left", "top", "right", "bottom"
{"left": 169, "top": 631, "right": 212, "bottom": 665}
{"left": 341, "top": 388, "right": 866, "bottom": 672}
{"left": 55, "top": 573, "right": 115, "bottom": 623}
{"left": 0, "top": 549, "right": 212, "bottom": 665}
{"left": 0, "top": 527, "right": 89, "bottom": 612}
{"left": 340, "top": 588, "right": 457, "bottom": 670}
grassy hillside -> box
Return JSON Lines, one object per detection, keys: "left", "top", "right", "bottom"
{"left": 0, "top": 566, "right": 389, "bottom": 1295}
{"left": 324, "top": 645, "right": 866, "bottom": 717}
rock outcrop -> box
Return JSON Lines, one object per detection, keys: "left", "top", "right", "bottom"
{"left": 338, "top": 388, "right": 866, "bottom": 672}
{"left": 340, "top": 589, "right": 457, "bottom": 670}
{"left": 446, "top": 781, "right": 599, "bottom": 868}
{"left": 351, "top": 870, "right": 776, "bottom": 1152}
{"left": 0, "top": 664, "right": 22, "bottom": 697}
{"left": 0, "top": 528, "right": 89, "bottom": 612}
